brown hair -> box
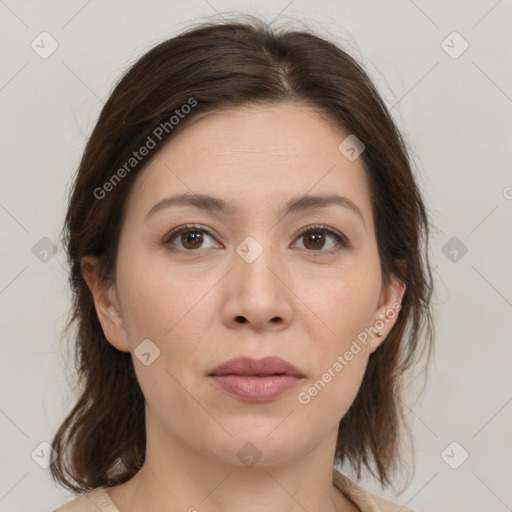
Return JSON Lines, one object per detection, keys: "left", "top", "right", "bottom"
{"left": 51, "top": 15, "right": 434, "bottom": 493}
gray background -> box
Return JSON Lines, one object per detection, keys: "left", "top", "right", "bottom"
{"left": 1, "top": 1, "right": 511, "bottom": 511}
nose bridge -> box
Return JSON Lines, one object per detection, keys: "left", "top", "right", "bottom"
{"left": 234, "top": 233, "right": 280, "bottom": 298}
{"left": 225, "top": 233, "right": 292, "bottom": 329}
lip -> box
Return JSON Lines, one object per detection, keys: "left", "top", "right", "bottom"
{"left": 208, "top": 356, "right": 305, "bottom": 402}
{"left": 209, "top": 356, "right": 304, "bottom": 377}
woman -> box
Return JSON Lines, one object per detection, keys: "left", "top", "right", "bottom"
{"left": 51, "top": 15, "right": 434, "bottom": 512}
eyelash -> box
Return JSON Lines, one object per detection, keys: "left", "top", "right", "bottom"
{"left": 162, "top": 223, "right": 350, "bottom": 254}
{"left": 295, "top": 224, "right": 349, "bottom": 252}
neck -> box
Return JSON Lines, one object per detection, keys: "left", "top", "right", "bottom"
{"left": 106, "top": 420, "right": 358, "bottom": 512}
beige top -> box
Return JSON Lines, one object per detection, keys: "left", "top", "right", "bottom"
{"left": 53, "top": 469, "right": 414, "bottom": 512}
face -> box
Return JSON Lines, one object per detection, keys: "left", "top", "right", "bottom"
{"left": 84, "top": 102, "right": 405, "bottom": 468}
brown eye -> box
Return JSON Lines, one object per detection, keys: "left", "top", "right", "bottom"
{"left": 303, "top": 231, "right": 326, "bottom": 250}
{"left": 180, "top": 229, "right": 204, "bottom": 250}
{"left": 294, "top": 225, "right": 348, "bottom": 252}
{"left": 163, "top": 225, "right": 219, "bottom": 252}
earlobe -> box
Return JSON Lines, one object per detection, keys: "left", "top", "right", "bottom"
{"left": 81, "top": 256, "right": 131, "bottom": 353}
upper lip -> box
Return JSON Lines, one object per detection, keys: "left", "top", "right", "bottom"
{"left": 209, "top": 356, "right": 304, "bottom": 377}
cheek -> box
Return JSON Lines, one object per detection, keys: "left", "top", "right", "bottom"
{"left": 296, "top": 278, "right": 374, "bottom": 417}
{"left": 289, "top": 270, "right": 380, "bottom": 421}
{"left": 115, "top": 255, "right": 220, "bottom": 388}
{"left": 296, "top": 264, "right": 381, "bottom": 350}
{"left": 292, "top": 266, "right": 380, "bottom": 406}
{"left": 297, "top": 346, "right": 369, "bottom": 423}
{"left": 116, "top": 253, "right": 213, "bottom": 343}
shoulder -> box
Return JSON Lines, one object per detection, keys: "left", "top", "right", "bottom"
{"left": 333, "top": 470, "right": 415, "bottom": 512}
{"left": 54, "top": 474, "right": 412, "bottom": 512}
{"left": 52, "top": 487, "right": 120, "bottom": 512}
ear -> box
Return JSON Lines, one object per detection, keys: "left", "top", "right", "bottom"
{"left": 368, "top": 261, "right": 407, "bottom": 353}
{"left": 81, "top": 256, "right": 131, "bottom": 353}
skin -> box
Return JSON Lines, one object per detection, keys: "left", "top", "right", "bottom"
{"left": 83, "top": 102, "right": 405, "bottom": 512}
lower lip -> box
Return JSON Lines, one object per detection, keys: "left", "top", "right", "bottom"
{"left": 209, "top": 375, "right": 302, "bottom": 402}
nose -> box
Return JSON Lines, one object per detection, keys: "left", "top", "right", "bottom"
{"left": 222, "top": 240, "right": 293, "bottom": 333}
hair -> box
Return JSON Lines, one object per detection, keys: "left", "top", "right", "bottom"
{"left": 51, "top": 15, "right": 435, "bottom": 493}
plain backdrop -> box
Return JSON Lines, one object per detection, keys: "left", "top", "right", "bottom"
{"left": 1, "top": 1, "right": 511, "bottom": 511}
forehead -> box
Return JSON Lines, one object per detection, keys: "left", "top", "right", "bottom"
{"left": 124, "top": 102, "right": 373, "bottom": 225}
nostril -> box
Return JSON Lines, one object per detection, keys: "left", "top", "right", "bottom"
{"left": 235, "top": 316, "right": 246, "bottom": 323}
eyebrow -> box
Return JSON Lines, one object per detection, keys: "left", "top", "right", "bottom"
{"left": 145, "top": 192, "right": 365, "bottom": 226}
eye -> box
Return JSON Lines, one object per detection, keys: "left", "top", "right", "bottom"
{"left": 292, "top": 225, "right": 349, "bottom": 252}
{"left": 162, "top": 224, "right": 349, "bottom": 253}
{"left": 163, "top": 224, "right": 220, "bottom": 252}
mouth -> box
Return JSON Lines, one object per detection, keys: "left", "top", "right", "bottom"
{"left": 208, "top": 356, "right": 305, "bottom": 402}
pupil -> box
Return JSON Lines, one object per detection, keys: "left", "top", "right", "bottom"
{"left": 305, "top": 232, "right": 324, "bottom": 250}
{"left": 182, "top": 230, "right": 202, "bottom": 249}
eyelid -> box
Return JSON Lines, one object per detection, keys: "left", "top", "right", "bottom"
{"left": 293, "top": 224, "right": 350, "bottom": 250}
{"left": 162, "top": 223, "right": 212, "bottom": 244}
